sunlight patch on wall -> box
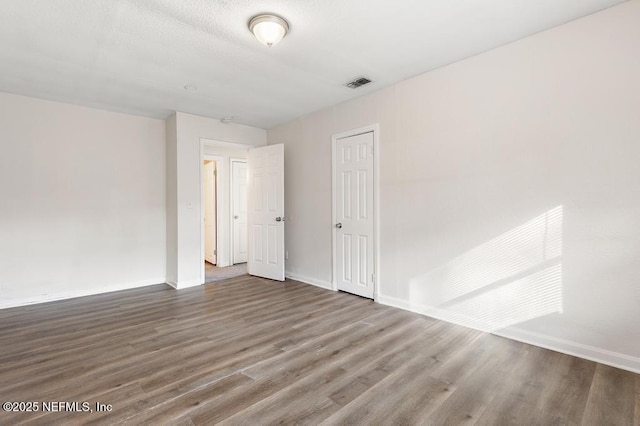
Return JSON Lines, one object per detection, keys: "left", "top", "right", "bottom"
{"left": 439, "top": 263, "right": 562, "bottom": 331}
{"left": 409, "top": 206, "right": 563, "bottom": 331}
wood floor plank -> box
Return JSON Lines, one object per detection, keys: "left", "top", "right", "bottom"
{"left": 216, "top": 318, "right": 434, "bottom": 425}
{"left": 581, "top": 363, "right": 637, "bottom": 426}
{"left": 120, "top": 373, "right": 253, "bottom": 425}
{"left": 176, "top": 312, "right": 421, "bottom": 424}
{"left": 317, "top": 322, "right": 482, "bottom": 425}
{"left": 319, "top": 350, "right": 454, "bottom": 425}
{"left": 0, "top": 277, "right": 638, "bottom": 425}
{"left": 20, "top": 382, "right": 146, "bottom": 425}
{"left": 474, "top": 345, "right": 565, "bottom": 425}
{"left": 635, "top": 375, "right": 640, "bottom": 426}
{"left": 534, "top": 355, "right": 596, "bottom": 425}
{"left": 424, "top": 336, "right": 527, "bottom": 425}
{"left": 326, "top": 321, "right": 450, "bottom": 408}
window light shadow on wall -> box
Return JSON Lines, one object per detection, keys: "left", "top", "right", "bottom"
{"left": 409, "top": 206, "right": 563, "bottom": 332}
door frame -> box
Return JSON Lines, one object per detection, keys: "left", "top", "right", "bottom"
{"left": 203, "top": 159, "right": 219, "bottom": 265}
{"left": 201, "top": 154, "right": 224, "bottom": 284}
{"left": 331, "top": 124, "right": 380, "bottom": 301}
{"left": 230, "top": 158, "right": 248, "bottom": 265}
{"left": 200, "top": 138, "right": 254, "bottom": 285}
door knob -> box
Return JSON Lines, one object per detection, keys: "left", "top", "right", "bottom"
{"left": 275, "top": 216, "right": 284, "bottom": 222}
{"left": 336, "top": 223, "right": 342, "bottom": 229}
{"left": 234, "top": 215, "right": 239, "bottom": 219}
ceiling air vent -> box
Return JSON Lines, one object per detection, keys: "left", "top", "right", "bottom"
{"left": 345, "top": 77, "right": 372, "bottom": 89}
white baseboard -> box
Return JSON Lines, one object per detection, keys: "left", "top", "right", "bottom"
{"left": 285, "top": 271, "right": 334, "bottom": 291}
{"left": 167, "top": 278, "right": 202, "bottom": 290}
{"left": 378, "top": 293, "right": 640, "bottom": 374}
{"left": 494, "top": 327, "right": 640, "bottom": 374}
{"left": 0, "top": 278, "right": 166, "bottom": 310}
{"left": 377, "top": 294, "right": 495, "bottom": 332}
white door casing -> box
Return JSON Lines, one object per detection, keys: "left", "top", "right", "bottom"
{"left": 232, "top": 160, "right": 248, "bottom": 264}
{"left": 247, "top": 144, "right": 285, "bottom": 281}
{"left": 333, "top": 130, "right": 375, "bottom": 299}
{"left": 204, "top": 161, "right": 217, "bottom": 264}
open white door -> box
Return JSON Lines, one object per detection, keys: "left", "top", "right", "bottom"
{"left": 247, "top": 144, "right": 285, "bottom": 281}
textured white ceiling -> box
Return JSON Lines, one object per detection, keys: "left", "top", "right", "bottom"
{"left": 0, "top": 0, "right": 628, "bottom": 129}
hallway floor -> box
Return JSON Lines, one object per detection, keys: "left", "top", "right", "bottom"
{"left": 205, "top": 262, "right": 247, "bottom": 283}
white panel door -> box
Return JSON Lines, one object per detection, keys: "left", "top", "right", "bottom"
{"left": 204, "top": 161, "right": 217, "bottom": 264}
{"left": 247, "top": 144, "right": 285, "bottom": 281}
{"left": 232, "top": 161, "right": 248, "bottom": 264}
{"left": 335, "top": 132, "right": 374, "bottom": 298}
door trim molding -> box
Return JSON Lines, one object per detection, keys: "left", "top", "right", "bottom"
{"left": 230, "top": 158, "right": 248, "bottom": 265}
{"left": 201, "top": 154, "right": 224, "bottom": 284}
{"left": 331, "top": 124, "right": 380, "bottom": 301}
{"left": 199, "top": 138, "right": 257, "bottom": 286}
{"left": 203, "top": 160, "right": 218, "bottom": 265}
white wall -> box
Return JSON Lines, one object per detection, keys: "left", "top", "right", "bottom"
{"left": 165, "top": 113, "right": 178, "bottom": 284}
{"left": 0, "top": 92, "right": 166, "bottom": 308}
{"left": 166, "top": 112, "right": 265, "bottom": 288}
{"left": 268, "top": 1, "right": 640, "bottom": 372}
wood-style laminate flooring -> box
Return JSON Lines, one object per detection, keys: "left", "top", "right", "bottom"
{"left": 0, "top": 276, "right": 638, "bottom": 425}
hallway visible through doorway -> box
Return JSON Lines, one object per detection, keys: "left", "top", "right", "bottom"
{"left": 205, "top": 261, "right": 247, "bottom": 283}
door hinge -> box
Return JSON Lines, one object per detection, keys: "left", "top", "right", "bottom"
{"left": 214, "top": 169, "right": 217, "bottom": 177}
{"left": 371, "top": 273, "right": 375, "bottom": 283}
{"left": 214, "top": 249, "right": 217, "bottom": 255}
{"left": 371, "top": 145, "right": 374, "bottom": 155}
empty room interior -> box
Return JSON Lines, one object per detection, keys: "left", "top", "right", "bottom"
{"left": 1, "top": 0, "right": 639, "bottom": 424}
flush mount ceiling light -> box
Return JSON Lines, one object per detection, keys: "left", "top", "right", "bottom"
{"left": 249, "top": 14, "right": 289, "bottom": 47}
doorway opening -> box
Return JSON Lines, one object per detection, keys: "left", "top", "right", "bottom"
{"left": 203, "top": 159, "right": 218, "bottom": 266}
{"left": 204, "top": 159, "right": 249, "bottom": 283}
{"left": 200, "top": 139, "right": 286, "bottom": 284}
{"left": 203, "top": 156, "right": 246, "bottom": 283}
{"left": 201, "top": 144, "right": 250, "bottom": 284}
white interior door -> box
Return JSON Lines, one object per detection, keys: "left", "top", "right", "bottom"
{"left": 232, "top": 160, "right": 248, "bottom": 264}
{"left": 247, "top": 144, "right": 285, "bottom": 281}
{"left": 204, "top": 161, "right": 217, "bottom": 264}
{"left": 334, "top": 131, "right": 375, "bottom": 298}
